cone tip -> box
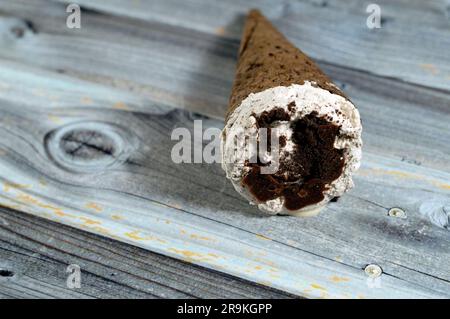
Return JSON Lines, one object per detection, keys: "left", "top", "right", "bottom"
{"left": 248, "top": 9, "right": 263, "bottom": 18}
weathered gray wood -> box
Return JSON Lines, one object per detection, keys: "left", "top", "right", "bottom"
{"left": 0, "top": 0, "right": 449, "bottom": 171}
{"left": 0, "top": 0, "right": 449, "bottom": 298}
{"left": 51, "top": 0, "right": 450, "bottom": 91}
{"left": 0, "top": 61, "right": 449, "bottom": 297}
{"left": 2, "top": 0, "right": 450, "bottom": 119}
{"left": 0, "top": 0, "right": 237, "bottom": 118}
{"left": 0, "top": 206, "right": 294, "bottom": 299}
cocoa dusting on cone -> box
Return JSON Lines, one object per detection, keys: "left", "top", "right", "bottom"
{"left": 227, "top": 9, "right": 346, "bottom": 120}
{"left": 222, "top": 9, "right": 362, "bottom": 215}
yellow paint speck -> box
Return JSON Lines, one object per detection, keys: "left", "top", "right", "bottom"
{"left": 125, "top": 230, "right": 146, "bottom": 240}
{"left": 54, "top": 210, "right": 72, "bottom": 217}
{"left": 48, "top": 115, "right": 62, "bottom": 124}
{"left": 81, "top": 97, "right": 93, "bottom": 104}
{"left": 113, "top": 102, "right": 130, "bottom": 110}
{"left": 124, "top": 230, "right": 166, "bottom": 243}
{"left": 81, "top": 224, "right": 110, "bottom": 235}
{"left": 168, "top": 248, "right": 219, "bottom": 262}
{"left": 253, "top": 257, "right": 275, "bottom": 267}
{"left": 420, "top": 63, "right": 439, "bottom": 75}
{"left": 311, "top": 283, "right": 327, "bottom": 291}
{"left": 79, "top": 217, "right": 101, "bottom": 225}
{"left": 256, "top": 234, "right": 271, "bottom": 241}
{"left": 436, "top": 182, "right": 450, "bottom": 190}
{"left": 3, "top": 182, "right": 30, "bottom": 192}
{"left": 215, "top": 26, "right": 226, "bottom": 36}
{"left": 190, "top": 234, "right": 214, "bottom": 241}
{"left": 85, "top": 202, "right": 103, "bottom": 212}
{"left": 330, "top": 275, "right": 350, "bottom": 283}
{"left": 16, "top": 193, "right": 77, "bottom": 218}
{"left": 111, "top": 214, "right": 123, "bottom": 221}
{"left": 169, "top": 248, "right": 203, "bottom": 259}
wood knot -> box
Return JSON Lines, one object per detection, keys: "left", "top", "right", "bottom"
{"left": 61, "top": 129, "right": 116, "bottom": 160}
{"left": 45, "top": 121, "right": 138, "bottom": 173}
{"left": 0, "top": 269, "right": 14, "bottom": 278}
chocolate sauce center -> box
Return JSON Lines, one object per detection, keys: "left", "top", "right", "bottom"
{"left": 242, "top": 108, "right": 345, "bottom": 211}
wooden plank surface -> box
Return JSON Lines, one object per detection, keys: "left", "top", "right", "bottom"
{"left": 0, "top": 0, "right": 449, "bottom": 298}
{"left": 52, "top": 0, "right": 450, "bottom": 92}
{"left": 0, "top": 206, "right": 294, "bottom": 299}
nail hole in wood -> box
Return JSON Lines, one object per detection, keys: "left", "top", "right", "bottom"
{"left": 0, "top": 269, "right": 14, "bottom": 277}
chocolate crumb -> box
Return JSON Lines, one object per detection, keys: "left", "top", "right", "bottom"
{"left": 279, "top": 136, "right": 287, "bottom": 147}
{"left": 254, "top": 107, "right": 290, "bottom": 128}
{"left": 287, "top": 101, "right": 296, "bottom": 113}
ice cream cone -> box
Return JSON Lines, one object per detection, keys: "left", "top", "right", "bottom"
{"left": 221, "top": 9, "right": 362, "bottom": 216}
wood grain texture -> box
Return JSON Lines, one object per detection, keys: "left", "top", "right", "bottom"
{"left": 0, "top": 0, "right": 449, "bottom": 298}
{"left": 1, "top": 0, "right": 450, "bottom": 119}
{"left": 0, "top": 0, "right": 449, "bottom": 169}
{"left": 51, "top": 0, "right": 450, "bottom": 91}
{"left": 0, "top": 206, "right": 294, "bottom": 299}
{"left": 0, "top": 61, "right": 449, "bottom": 298}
